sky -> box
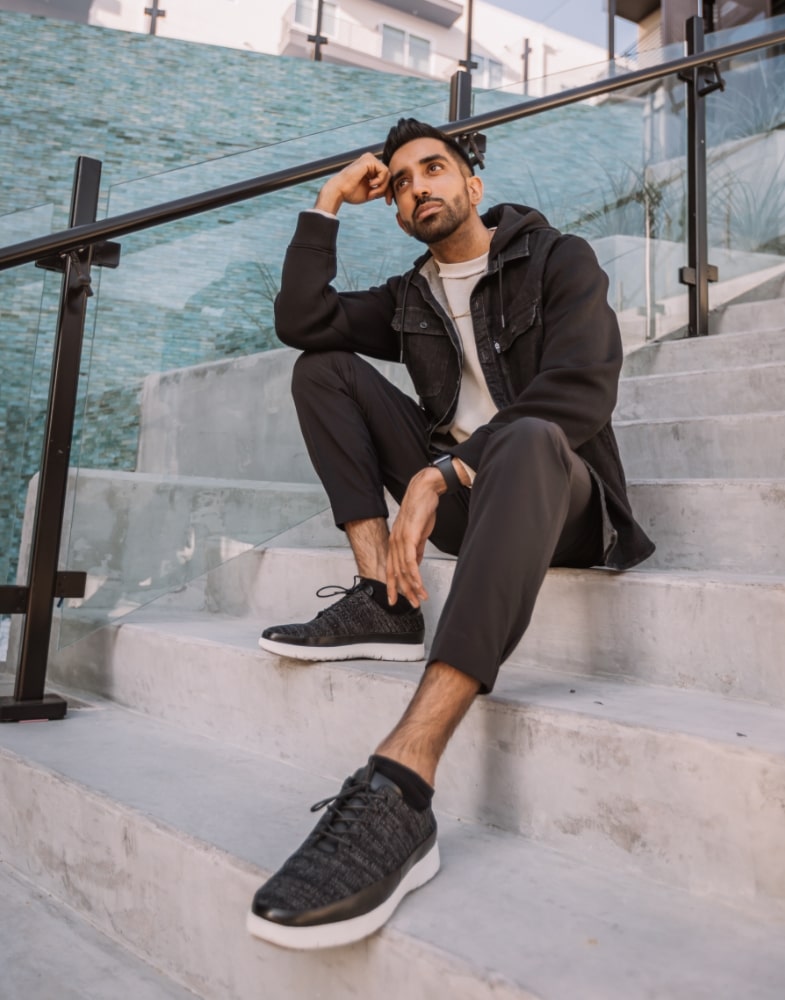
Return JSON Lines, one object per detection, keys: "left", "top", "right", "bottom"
{"left": 486, "top": 0, "right": 638, "bottom": 52}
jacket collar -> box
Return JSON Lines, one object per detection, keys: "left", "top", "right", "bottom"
{"left": 408, "top": 202, "right": 552, "bottom": 275}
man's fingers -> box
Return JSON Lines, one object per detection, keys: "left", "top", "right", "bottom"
{"left": 388, "top": 534, "right": 427, "bottom": 607}
{"left": 343, "top": 154, "right": 390, "bottom": 203}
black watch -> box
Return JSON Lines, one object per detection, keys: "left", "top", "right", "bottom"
{"left": 429, "top": 454, "right": 462, "bottom": 494}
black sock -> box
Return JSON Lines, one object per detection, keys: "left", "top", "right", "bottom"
{"left": 370, "top": 754, "right": 434, "bottom": 811}
{"left": 362, "top": 577, "right": 416, "bottom": 616}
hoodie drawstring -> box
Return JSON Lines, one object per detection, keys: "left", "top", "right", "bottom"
{"left": 497, "top": 258, "right": 506, "bottom": 336}
{"left": 398, "top": 272, "right": 413, "bottom": 363}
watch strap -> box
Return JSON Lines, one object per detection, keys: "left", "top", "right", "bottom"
{"left": 430, "top": 454, "right": 462, "bottom": 494}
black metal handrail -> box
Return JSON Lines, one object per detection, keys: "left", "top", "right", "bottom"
{"left": 1, "top": 24, "right": 784, "bottom": 271}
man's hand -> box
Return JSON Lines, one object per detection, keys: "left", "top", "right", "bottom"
{"left": 315, "top": 153, "right": 392, "bottom": 215}
{"left": 386, "top": 467, "right": 446, "bottom": 608}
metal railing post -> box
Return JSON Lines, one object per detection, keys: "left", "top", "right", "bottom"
{"left": 449, "top": 70, "right": 473, "bottom": 121}
{"left": 0, "top": 157, "right": 119, "bottom": 722}
{"left": 679, "top": 15, "right": 723, "bottom": 337}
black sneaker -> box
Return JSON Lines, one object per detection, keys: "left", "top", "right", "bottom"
{"left": 258, "top": 577, "right": 425, "bottom": 662}
{"left": 246, "top": 761, "right": 439, "bottom": 950}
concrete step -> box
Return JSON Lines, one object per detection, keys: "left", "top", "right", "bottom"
{"left": 710, "top": 298, "right": 785, "bottom": 338}
{"left": 622, "top": 326, "right": 785, "bottom": 378}
{"left": 207, "top": 475, "right": 785, "bottom": 576}
{"left": 51, "top": 544, "right": 783, "bottom": 707}
{"left": 615, "top": 412, "right": 785, "bottom": 478}
{"left": 137, "top": 347, "right": 413, "bottom": 482}
{"left": 628, "top": 479, "right": 785, "bottom": 575}
{"left": 0, "top": 860, "right": 195, "bottom": 1000}
{"left": 35, "top": 630, "right": 785, "bottom": 905}
{"left": 0, "top": 700, "right": 783, "bottom": 1000}
{"left": 180, "top": 545, "right": 784, "bottom": 704}
{"left": 17, "top": 469, "right": 328, "bottom": 615}
{"left": 615, "top": 361, "right": 785, "bottom": 421}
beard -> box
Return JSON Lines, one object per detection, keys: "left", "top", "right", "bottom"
{"left": 406, "top": 190, "right": 472, "bottom": 245}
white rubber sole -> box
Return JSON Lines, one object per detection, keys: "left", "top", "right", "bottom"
{"left": 246, "top": 841, "right": 440, "bottom": 951}
{"left": 257, "top": 636, "right": 425, "bottom": 662}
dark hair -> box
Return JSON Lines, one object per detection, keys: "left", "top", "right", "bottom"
{"left": 381, "top": 118, "right": 474, "bottom": 175}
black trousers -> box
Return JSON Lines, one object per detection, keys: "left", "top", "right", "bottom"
{"left": 292, "top": 351, "right": 603, "bottom": 693}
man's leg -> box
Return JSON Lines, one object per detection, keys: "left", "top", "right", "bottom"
{"left": 258, "top": 351, "right": 468, "bottom": 661}
{"left": 375, "top": 661, "right": 480, "bottom": 786}
{"left": 249, "top": 415, "right": 601, "bottom": 950}
{"left": 372, "top": 417, "right": 601, "bottom": 785}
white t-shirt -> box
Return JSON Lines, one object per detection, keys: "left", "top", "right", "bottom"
{"left": 434, "top": 253, "right": 499, "bottom": 445}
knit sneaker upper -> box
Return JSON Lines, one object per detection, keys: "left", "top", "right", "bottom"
{"left": 262, "top": 578, "right": 424, "bottom": 647}
{"left": 252, "top": 762, "right": 437, "bottom": 924}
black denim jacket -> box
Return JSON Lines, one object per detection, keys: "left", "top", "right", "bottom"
{"left": 275, "top": 204, "right": 655, "bottom": 570}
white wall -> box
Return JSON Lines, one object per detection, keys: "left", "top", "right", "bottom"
{"left": 85, "top": 0, "right": 608, "bottom": 90}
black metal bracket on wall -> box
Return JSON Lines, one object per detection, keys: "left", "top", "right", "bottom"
{"left": 0, "top": 156, "right": 120, "bottom": 723}
{"left": 678, "top": 15, "right": 724, "bottom": 337}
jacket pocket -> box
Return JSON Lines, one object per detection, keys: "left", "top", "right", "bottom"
{"left": 392, "top": 306, "right": 452, "bottom": 402}
{"left": 492, "top": 298, "right": 539, "bottom": 354}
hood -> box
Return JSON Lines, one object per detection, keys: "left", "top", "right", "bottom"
{"left": 481, "top": 203, "right": 553, "bottom": 257}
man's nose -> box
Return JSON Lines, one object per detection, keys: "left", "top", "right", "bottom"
{"left": 412, "top": 174, "right": 431, "bottom": 199}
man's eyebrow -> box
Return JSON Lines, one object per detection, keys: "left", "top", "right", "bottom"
{"left": 390, "top": 153, "right": 449, "bottom": 185}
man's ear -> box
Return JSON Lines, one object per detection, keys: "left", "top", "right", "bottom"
{"left": 467, "top": 174, "right": 484, "bottom": 205}
{"left": 396, "top": 211, "right": 412, "bottom": 235}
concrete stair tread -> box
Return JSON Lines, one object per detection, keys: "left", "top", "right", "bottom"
{"left": 616, "top": 359, "right": 785, "bottom": 419}
{"left": 615, "top": 409, "right": 785, "bottom": 427}
{"left": 88, "top": 550, "right": 781, "bottom": 704}
{"left": 87, "top": 609, "right": 785, "bottom": 758}
{"left": 620, "top": 358, "right": 785, "bottom": 383}
{"left": 0, "top": 861, "right": 195, "bottom": 1000}
{"left": 0, "top": 703, "right": 782, "bottom": 1000}
{"left": 74, "top": 469, "right": 327, "bottom": 491}
{"left": 621, "top": 326, "right": 785, "bottom": 378}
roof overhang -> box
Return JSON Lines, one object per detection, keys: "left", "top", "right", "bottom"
{"left": 615, "top": 0, "right": 661, "bottom": 23}
{"left": 373, "top": 0, "right": 464, "bottom": 29}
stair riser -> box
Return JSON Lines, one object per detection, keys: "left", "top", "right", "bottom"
{"left": 616, "top": 364, "right": 785, "bottom": 420}
{"left": 46, "top": 627, "right": 785, "bottom": 912}
{"left": 622, "top": 327, "right": 785, "bottom": 377}
{"left": 616, "top": 416, "right": 785, "bottom": 478}
{"left": 711, "top": 301, "right": 785, "bottom": 337}
{"left": 0, "top": 752, "right": 526, "bottom": 1000}
{"left": 627, "top": 481, "right": 785, "bottom": 574}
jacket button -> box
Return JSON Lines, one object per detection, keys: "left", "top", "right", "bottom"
{"left": 419, "top": 321, "right": 428, "bottom": 329}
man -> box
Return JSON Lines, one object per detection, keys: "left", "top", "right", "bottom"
{"left": 247, "top": 119, "right": 654, "bottom": 950}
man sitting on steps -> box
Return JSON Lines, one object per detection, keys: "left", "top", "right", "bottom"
{"left": 248, "top": 118, "right": 654, "bottom": 950}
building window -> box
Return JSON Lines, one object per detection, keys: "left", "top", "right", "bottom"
{"left": 382, "top": 24, "right": 431, "bottom": 72}
{"left": 488, "top": 59, "right": 503, "bottom": 88}
{"left": 294, "top": 0, "right": 337, "bottom": 35}
{"left": 408, "top": 34, "right": 431, "bottom": 73}
{"left": 382, "top": 24, "right": 406, "bottom": 64}
{"left": 472, "top": 53, "right": 504, "bottom": 89}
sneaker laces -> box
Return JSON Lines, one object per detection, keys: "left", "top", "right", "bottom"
{"left": 307, "top": 775, "right": 376, "bottom": 853}
{"left": 313, "top": 577, "right": 370, "bottom": 619}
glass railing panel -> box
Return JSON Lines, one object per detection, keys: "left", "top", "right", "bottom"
{"left": 55, "top": 183, "right": 345, "bottom": 648}
{"left": 473, "top": 78, "right": 688, "bottom": 347}
{"left": 704, "top": 23, "right": 785, "bottom": 318}
{"left": 0, "top": 203, "right": 57, "bottom": 666}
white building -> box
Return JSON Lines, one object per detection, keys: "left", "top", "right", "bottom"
{"left": 14, "top": 0, "right": 610, "bottom": 93}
